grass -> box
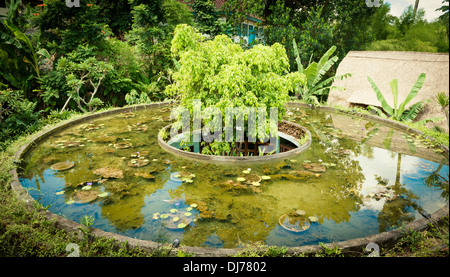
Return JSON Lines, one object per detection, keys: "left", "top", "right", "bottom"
{"left": 0, "top": 102, "right": 448, "bottom": 257}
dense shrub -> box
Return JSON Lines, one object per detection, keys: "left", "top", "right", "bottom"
{"left": 0, "top": 89, "right": 42, "bottom": 149}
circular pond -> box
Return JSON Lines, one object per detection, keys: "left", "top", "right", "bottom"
{"left": 17, "top": 104, "right": 449, "bottom": 249}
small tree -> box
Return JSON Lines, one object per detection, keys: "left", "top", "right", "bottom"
{"left": 59, "top": 57, "right": 112, "bottom": 113}
{"left": 165, "top": 24, "right": 305, "bottom": 155}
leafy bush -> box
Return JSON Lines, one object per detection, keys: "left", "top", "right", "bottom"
{"left": 0, "top": 88, "right": 41, "bottom": 149}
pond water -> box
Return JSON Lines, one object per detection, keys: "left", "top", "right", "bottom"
{"left": 19, "top": 105, "right": 449, "bottom": 248}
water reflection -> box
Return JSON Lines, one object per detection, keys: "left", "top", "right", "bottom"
{"left": 18, "top": 106, "right": 449, "bottom": 247}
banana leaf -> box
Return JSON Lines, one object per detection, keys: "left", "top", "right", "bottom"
{"left": 397, "top": 73, "right": 426, "bottom": 116}
{"left": 367, "top": 76, "right": 393, "bottom": 116}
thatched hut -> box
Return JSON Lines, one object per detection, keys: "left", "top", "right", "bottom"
{"left": 328, "top": 51, "right": 449, "bottom": 133}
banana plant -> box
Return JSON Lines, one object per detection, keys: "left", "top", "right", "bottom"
{"left": 292, "top": 39, "right": 351, "bottom": 106}
{"left": 367, "top": 73, "right": 429, "bottom": 122}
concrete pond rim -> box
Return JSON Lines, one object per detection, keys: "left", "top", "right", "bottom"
{"left": 8, "top": 102, "right": 449, "bottom": 257}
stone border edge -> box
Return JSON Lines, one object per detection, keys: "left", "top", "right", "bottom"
{"left": 8, "top": 102, "right": 449, "bottom": 257}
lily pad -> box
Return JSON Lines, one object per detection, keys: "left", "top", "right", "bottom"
{"left": 308, "top": 216, "right": 319, "bottom": 223}
{"left": 56, "top": 190, "right": 65, "bottom": 195}
{"left": 303, "top": 163, "right": 326, "bottom": 173}
{"left": 128, "top": 159, "right": 150, "bottom": 168}
{"left": 134, "top": 172, "right": 155, "bottom": 179}
{"left": 186, "top": 207, "right": 193, "bottom": 212}
{"left": 244, "top": 173, "right": 262, "bottom": 185}
{"left": 190, "top": 203, "right": 198, "bottom": 208}
{"left": 161, "top": 211, "right": 194, "bottom": 229}
{"left": 65, "top": 198, "right": 75, "bottom": 205}
{"left": 127, "top": 123, "right": 148, "bottom": 132}
{"left": 170, "top": 209, "right": 177, "bottom": 213}
{"left": 296, "top": 210, "right": 306, "bottom": 216}
{"left": 98, "top": 192, "right": 109, "bottom": 198}
{"left": 74, "top": 190, "right": 99, "bottom": 204}
{"left": 160, "top": 214, "right": 169, "bottom": 219}
{"left": 279, "top": 213, "right": 311, "bottom": 233}
{"left": 113, "top": 142, "right": 132, "bottom": 149}
{"left": 50, "top": 161, "right": 75, "bottom": 171}
{"left": 261, "top": 176, "right": 271, "bottom": 180}
{"left": 184, "top": 212, "right": 192, "bottom": 216}
{"left": 236, "top": 177, "right": 246, "bottom": 182}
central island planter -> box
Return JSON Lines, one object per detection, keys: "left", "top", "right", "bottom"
{"left": 158, "top": 120, "right": 311, "bottom": 164}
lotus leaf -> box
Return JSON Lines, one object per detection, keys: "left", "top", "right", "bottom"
{"left": 50, "top": 161, "right": 75, "bottom": 171}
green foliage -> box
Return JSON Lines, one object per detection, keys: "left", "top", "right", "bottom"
{"left": 295, "top": 6, "right": 335, "bottom": 69}
{"left": 292, "top": 41, "right": 351, "bottom": 105}
{"left": 166, "top": 25, "right": 305, "bottom": 155}
{"left": 32, "top": 0, "right": 111, "bottom": 54}
{"left": 56, "top": 55, "right": 112, "bottom": 113}
{"left": 191, "top": 0, "right": 226, "bottom": 37}
{"left": 367, "top": 4, "right": 449, "bottom": 53}
{"left": 0, "top": 88, "right": 41, "bottom": 149}
{"left": 0, "top": 0, "right": 38, "bottom": 93}
{"left": 367, "top": 73, "right": 429, "bottom": 122}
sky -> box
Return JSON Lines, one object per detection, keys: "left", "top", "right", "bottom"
{"left": 385, "top": 0, "right": 446, "bottom": 22}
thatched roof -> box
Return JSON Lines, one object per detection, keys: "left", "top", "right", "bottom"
{"left": 328, "top": 51, "right": 449, "bottom": 132}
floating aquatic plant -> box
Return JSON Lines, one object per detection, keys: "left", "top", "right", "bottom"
{"left": 261, "top": 176, "right": 271, "bottom": 180}
{"left": 128, "top": 158, "right": 150, "bottom": 167}
{"left": 134, "top": 172, "right": 155, "bottom": 179}
{"left": 74, "top": 190, "right": 99, "bottom": 204}
{"left": 279, "top": 213, "right": 311, "bottom": 233}
{"left": 50, "top": 161, "right": 75, "bottom": 171}
{"left": 93, "top": 167, "right": 124, "bottom": 179}
{"left": 113, "top": 142, "right": 132, "bottom": 149}
{"left": 303, "top": 163, "right": 326, "bottom": 173}
{"left": 98, "top": 192, "right": 109, "bottom": 198}
{"left": 308, "top": 216, "right": 319, "bottom": 223}
{"left": 236, "top": 177, "right": 246, "bottom": 182}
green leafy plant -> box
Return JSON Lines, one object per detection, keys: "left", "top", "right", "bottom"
{"left": 166, "top": 24, "right": 305, "bottom": 156}
{"left": 57, "top": 56, "right": 112, "bottom": 113}
{"left": 292, "top": 39, "right": 351, "bottom": 106}
{"left": 367, "top": 73, "right": 429, "bottom": 122}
